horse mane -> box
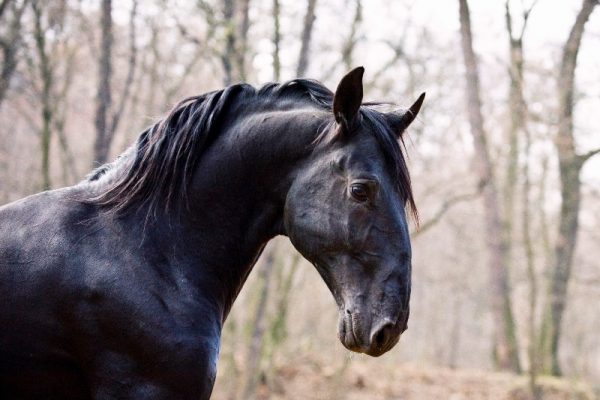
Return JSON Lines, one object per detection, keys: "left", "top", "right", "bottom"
{"left": 84, "top": 79, "right": 416, "bottom": 220}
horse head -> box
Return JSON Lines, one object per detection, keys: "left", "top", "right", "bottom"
{"left": 284, "top": 67, "right": 424, "bottom": 357}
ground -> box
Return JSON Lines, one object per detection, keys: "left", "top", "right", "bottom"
{"left": 212, "top": 355, "right": 596, "bottom": 400}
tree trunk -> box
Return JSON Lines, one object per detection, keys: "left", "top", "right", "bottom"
{"left": 32, "top": 1, "right": 53, "bottom": 190}
{"left": 502, "top": 0, "right": 530, "bottom": 261}
{"left": 521, "top": 95, "right": 541, "bottom": 400}
{"left": 458, "top": 0, "right": 520, "bottom": 372}
{"left": 505, "top": 0, "right": 540, "bottom": 392}
{"left": 235, "top": 0, "right": 251, "bottom": 81}
{"left": 221, "top": 0, "right": 235, "bottom": 86}
{"left": 263, "top": 252, "right": 301, "bottom": 373}
{"left": 242, "top": 251, "right": 275, "bottom": 400}
{"left": 109, "top": 0, "right": 137, "bottom": 138}
{"left": 296, "top": 0, "right": 317, "bottom": 77}
{"left": 93, "top": 0, "right": 113, "bottom": 165}
{"left": 272, "top": 0, "right": 281, "bottom": 81}
{"left": 540, "top": 0, "right": 598, "bottom": 376}
{"left": 0, "top": 0, "right": 28, "bottom": 109}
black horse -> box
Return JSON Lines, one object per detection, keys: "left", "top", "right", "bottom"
{"left": 0, "top": 67, "right": 424, "bottom": 399}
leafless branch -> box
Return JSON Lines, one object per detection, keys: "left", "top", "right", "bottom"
{"left": 519, "top": 0, "right": 538, "bottom": 39}
{"left": 174, "top": 15, "right": 203, "bottom": 47}
{"left": 411, "top": 191, "right": 481, "bottom": 237}
{"left": 579, "top": 147, "right": 600, "bottom": 163}
{"left": 505, "top": 0, "right": 538, "bottom": 42}
{"left": 368, "top": 38, "right": 408, "bottom": 88}
{"left": 165, "top": 52, "right": 204, "bottom": 102}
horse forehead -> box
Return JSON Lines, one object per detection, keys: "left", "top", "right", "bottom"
{"left": 343, "top": 133, "right": 389, "bottom": 172}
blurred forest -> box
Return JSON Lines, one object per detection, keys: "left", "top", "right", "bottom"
{"left": 1, "top": 0, "right": 599, "bottom": 399}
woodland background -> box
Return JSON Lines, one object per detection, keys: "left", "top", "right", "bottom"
{"left": 0, "top": 0, "right": 599, "bottom": 399}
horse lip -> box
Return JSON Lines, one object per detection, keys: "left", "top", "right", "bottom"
{"left": 339, "top": 312, "right": 362, "bottom": 352}
{"left": 348, "top": 315, "right": 360, "bottom": 348}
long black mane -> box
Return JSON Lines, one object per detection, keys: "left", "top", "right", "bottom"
{"left": 85, "top": 79, "right": 416, "bottom": 219}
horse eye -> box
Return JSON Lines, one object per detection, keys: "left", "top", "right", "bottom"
{"left": 350, "top": 183, "right": 369, "bottom": 202}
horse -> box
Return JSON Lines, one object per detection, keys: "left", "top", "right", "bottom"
{"left": 0, "top": 67, "right": 424, "bottom": 399}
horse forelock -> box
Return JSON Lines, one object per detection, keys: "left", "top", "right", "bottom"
{"left": 360, "top": 108, "right": 418, "bottom": 223}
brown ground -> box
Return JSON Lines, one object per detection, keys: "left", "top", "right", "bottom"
{"left": 213, "top": 355, "right": 596, "bottom": 400}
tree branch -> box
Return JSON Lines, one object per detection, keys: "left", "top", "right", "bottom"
{"left": 0, "top": 0, "right": 10, "bottom": 21}
{"left": 519, "top": 0, "right": 538, "bottom": 40}
{"left": 505, "top": 0, "right": 515, "bottom": 40}
{"left": 579, "top": 147, "right": 600, "bottom": 163}
{"left": 411, "top": 191, "right": 481, "bottom": 237}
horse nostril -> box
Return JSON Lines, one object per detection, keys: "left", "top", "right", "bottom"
{"left": 375, "top": 329, "right": 386, "bottom": 349}
{"left": 371, "top": 321, "right": 394, "bottom": 350}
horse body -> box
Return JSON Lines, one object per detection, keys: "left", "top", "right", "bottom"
{"left": 0, "top": 68, "right": 424, "bottom": 399}
{"left": 0, "top": 189, "right": 210, "bottom": 397}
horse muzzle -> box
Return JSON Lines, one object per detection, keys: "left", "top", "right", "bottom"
{"left": 337, "top": 308, "right": 408, "bottom": 357}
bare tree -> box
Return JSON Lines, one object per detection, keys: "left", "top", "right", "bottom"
{"left": 540, "top": 0, "right": 598, "bottom": 376}
{"left": 458, "top": 0, "right": 520, "bottom": 372}
{"left": 93, "top": 0, "right": 137, "bottom": 165}
{"left": 272, "top": 0, "right": 281, "bottom": 81}
{"left": 221, "top": 0, "right": 235, "bottom": 86}
{"left": 502, "top": 0, "right": 535, "bottom": 253}
{"left": 23, "top": 1, "right": 78, "bottom": 190}
{"left": 505, "top": 0, "right": 539, "bottom": 391}
{"left": 235, "top": 0, "right": 251, "bottom": 81}
{"left": 296, "top": 0, "right": 317, "bottom": 77}
{"left": 242, "top": 250, "right": 275, "bottom": 400}
{"left": 109, "top": 0, "right": 137, "bottom": 142}
{"left": 32, "top": 0, "right": 54, "bottom": 190}
{"left": 93, "top": 0, "right": 112, "bottom": 165}
{"left": 0, "top": 0, "right": 29, "bottom": 109}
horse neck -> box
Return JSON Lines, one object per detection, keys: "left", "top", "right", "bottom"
{"left": 161, "top": 106, "right": 328, "bottom": 320}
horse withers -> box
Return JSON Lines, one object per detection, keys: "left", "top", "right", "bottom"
{"left": 0, "top": 67, "right": 424, "bottom": 399}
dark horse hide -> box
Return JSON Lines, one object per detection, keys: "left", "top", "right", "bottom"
{"left": 0, "top": 67, "right": 424, "bottom": 399}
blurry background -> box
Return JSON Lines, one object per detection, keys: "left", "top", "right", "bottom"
{"left": 1, "top": 0, "right": 599, "bottom": 398}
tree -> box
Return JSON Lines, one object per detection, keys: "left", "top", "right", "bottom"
{"left": 221, "top": 0, "right": 235, "bottom": 86}
{"left": 235, "top": 0, "right": 251, "bottom": 81}
{"left": 458, "top": 0, "right": 521, "bottom": 372}
{"left": 0, "top": 0, "right": 29, "bottom": 109}
{"left": 93, "top": 0, "right": 138, "bottom": 165}
{"left": 242, "top": 249, "right": 275, "bottom": 400}
{"left": 272, "top": 0, "right": 281, "bottom": 81}
{"left": 31, "top": 0, "right": 54, "bottom": 190}
{"left": 296, "top": 0, "right": 317, "bottom": 77}
{"left": 504, "top": 1, "right": 539, "bottom": 393}
{"left": 93, "top": 0, "right": 113, "bottom": 165}
{"left": 540, "top": 0, "right": 598, "bottom": 376}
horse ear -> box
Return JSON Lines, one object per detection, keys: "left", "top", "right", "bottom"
{"left": 385, "top": 92, "right": 426, "bottom": 139}
{"left": 333, "top": 66, "right": 364, "bottom": 132}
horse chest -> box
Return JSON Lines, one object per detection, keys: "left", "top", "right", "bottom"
{"left": 71, "top": 279, "right": 223, "bottom": 398}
